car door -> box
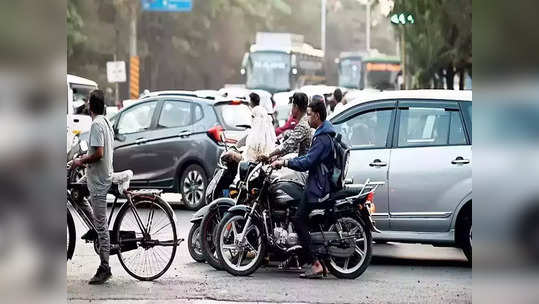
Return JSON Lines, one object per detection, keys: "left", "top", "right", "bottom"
{"left": 331, "top": 100, "right": 396, "bottom": 230}
{"left": 138, "top": 98, "right": 197, "bottom": 188}
{"left": 388, "top": 100, "right": 472, "bottom": 232}
{"left": 112, "top": 100, "right": 160, "bottom": 184}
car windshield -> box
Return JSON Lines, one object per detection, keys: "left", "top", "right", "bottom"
{"left": 246, "top": 52, "right": 290, "bottom": 92}
{"left": 215, "top": 103, "right": 252, "bottom": 129}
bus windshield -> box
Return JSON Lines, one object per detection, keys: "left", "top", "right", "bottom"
{"left": 338, "top": 58, "right": 362, "bottom": 88}
{"left": 246, "top": 51, "right": 290, "bottom": 92}
{"left": 364, "top": 62, "right": 401, "bottom": 90}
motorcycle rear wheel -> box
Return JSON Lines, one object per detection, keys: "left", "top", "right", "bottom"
{"left": 326, "top": 216, "right": 372, "bottom": 279}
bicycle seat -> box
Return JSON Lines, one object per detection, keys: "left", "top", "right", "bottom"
{"left": 111, "top": 170, "right": 133, "bottom": 196}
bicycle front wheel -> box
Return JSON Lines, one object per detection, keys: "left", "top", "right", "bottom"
{"left": 113, "top": 196, "right": 177, "bottom": 281}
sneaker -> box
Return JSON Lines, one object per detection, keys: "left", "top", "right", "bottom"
{"left": 81, "top": 229, "right": 97, "bottom": 241}
{"left": 88, "top": 265, "right": 112, "bottom": 285}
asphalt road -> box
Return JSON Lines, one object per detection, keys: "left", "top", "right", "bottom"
{"left": 67, "top": 205, "right": 472, "bottom": 304}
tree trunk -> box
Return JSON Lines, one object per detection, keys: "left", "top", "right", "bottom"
{"left": 445, "top": 64, "right": 454, "bottom": 90}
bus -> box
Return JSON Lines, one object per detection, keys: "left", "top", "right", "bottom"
{"left": 240, "top": 32, "right": 325, "bottom": 94}
{"left": 337, "top": 51, "right": 366, "bottom": 89}
{"left": 361, "top": 54, "right": 401, "bottom": 90}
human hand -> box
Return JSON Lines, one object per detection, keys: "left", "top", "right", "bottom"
{"left": 71, "top": 158, "right": 84, "bottom": 169}
{"left": 271, "top": 159, "right": 285, "bottom": 169}
{"left": 256, "top": 154, "right": 269, "bottom": 163}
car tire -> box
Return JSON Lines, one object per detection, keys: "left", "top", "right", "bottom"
{"left": 179, "top": 164, "right": 207, "bottom": 210}
{"left": 460, "top": 214, "right": 472, "bottom": 263}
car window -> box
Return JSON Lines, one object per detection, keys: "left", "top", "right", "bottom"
{"left": 333, "top": 109, "right": 393, "bottom": 149}
{"left": 214, "top": 104, "right": 252, "bottom": 129}
{"left": 117, "top": 101, "right": 157, "bottom": 134}
{"left": 398, "top": 107, "right": 452, "bottom": 147}
{"left": 194, "top": 104, "right": 203, "bottom": 122}
{"left": 460, "top": 102, "right": 472, "bottom": 141}
{"left": 449, "top": 111, "right": 467, "bottom": 145}
{"left": 158, "top": 100, "right": 192, "bottom": 128}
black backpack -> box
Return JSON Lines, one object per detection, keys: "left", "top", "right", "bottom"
{"left": 329, "top": 133, "right": 350, "bottom": 192}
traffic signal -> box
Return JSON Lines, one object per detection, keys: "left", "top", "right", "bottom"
{"left": 390, "top": 13, "right": 414, "bottom": 25}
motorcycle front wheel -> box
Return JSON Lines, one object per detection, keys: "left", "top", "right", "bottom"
{"left": 216, "top": 213, "right": 266, "bottom": 276}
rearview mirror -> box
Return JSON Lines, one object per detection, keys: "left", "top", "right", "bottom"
{"left": 79, "top": 140, "right": 88, "bottom": 153}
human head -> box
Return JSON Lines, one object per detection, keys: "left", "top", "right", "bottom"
{"left": 290, "top": 92, "right": 308, "bottom": 119}
{"left": 249, "top": 92, "right": 260, "bottom": 108}
{"left": 307, "top": 95, "right": 327, "bottom": 129}
{"left": 89, "top": 89, "right": 105, "bottom": 118}
{"left": 333, "top": 88, "right": 343, "bottom": 103}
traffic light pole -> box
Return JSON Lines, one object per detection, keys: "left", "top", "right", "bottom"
{"left": 400, "top": 27, "right": 406, "bottom": 89}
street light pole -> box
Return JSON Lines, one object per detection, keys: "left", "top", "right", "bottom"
{"left": 366, "top": 0, "right": 371, "bottom": 51}
{"left": 321, "top": 0, "right": 326, "bottom": 55}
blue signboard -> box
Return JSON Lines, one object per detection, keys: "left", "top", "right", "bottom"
{"left": 141, "top": 0, "right": 192, "bottom": 12}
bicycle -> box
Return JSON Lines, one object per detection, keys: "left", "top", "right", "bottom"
{"left": 67, "top": 143, "right": 181, "bottom": 281}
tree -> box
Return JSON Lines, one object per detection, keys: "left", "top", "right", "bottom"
{"left": 391, "top": 0, "right": 471, "bottom": 89}
{"left": 67, "top": 0, "right": 86, "bottom": 57}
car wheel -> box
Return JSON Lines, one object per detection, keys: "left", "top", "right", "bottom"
{"left": 460, "top": 214, "right": 472, "bottom": 263}
{"left": 179, "top": 164, "right": 207, "bottom": 210}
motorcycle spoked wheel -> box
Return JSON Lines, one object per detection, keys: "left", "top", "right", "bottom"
{"left": 216, "top": 213, "right": 267, "bottom": 276}
{"left": 325, "top": 216, "right": 372, "bottom": 279}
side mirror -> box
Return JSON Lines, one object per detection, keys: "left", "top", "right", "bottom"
{"left": 344, "top": 178, "right": 354, "bottom": 185}
{"left": 79, "top": 140, "right": 88, "bottom": 153}
{"left": 115, "top": 132, "right": 126, "bottom": 142}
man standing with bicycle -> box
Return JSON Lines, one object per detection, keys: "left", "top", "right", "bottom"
{"left": 71, "top": 89, "right": 114, "bottom": 284}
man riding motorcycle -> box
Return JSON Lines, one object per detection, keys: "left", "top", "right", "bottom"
{"left": 271, "top": 95, "right": 336, "bottom": 279}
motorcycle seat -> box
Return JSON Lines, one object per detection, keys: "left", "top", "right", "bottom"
{"left": 330, "top": 187, "right": 362, "bottom": 201}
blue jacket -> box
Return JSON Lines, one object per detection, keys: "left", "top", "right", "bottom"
{"left": 287, "top": 120, "right": 336, "bottom": 203}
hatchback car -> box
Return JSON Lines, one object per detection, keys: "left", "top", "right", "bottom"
{"left": 104, "top": 94, "right": 252, "bottom": 210}
{"left": 329, "top": 90, "right": 472, "bottom": 262}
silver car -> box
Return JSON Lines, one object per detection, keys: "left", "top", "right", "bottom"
{"left": 330, "top": 90, "right": 472, "bottom": 262}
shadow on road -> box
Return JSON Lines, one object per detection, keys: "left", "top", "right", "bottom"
{"left": 370, "top": 255, "right": 470, "bottom": 268}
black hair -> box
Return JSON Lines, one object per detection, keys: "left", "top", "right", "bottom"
{"left": 291, "top": 92, "right": 308, "bottom": 112}
{"left": 249, "top": 92, "right": 260, "bottom": 107}
{"left": 89, "top": 89, "right": 105, "bottom": 115}
{"left": 309, "top": 95, "right": 327, "bottom": 121}
{"left": 334, "top": 88, "right": 343, "bottom": 103}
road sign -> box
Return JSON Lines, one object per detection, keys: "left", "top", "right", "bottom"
{"left": 141, "top": 0, "right": 192, "bottom": 12}
{"left": 106, "top": 61, "right": 126, "bottom": 83}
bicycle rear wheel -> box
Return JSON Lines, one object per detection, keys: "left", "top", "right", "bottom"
{"left": 113, "top": 195, "right": 177, "bottom": 281}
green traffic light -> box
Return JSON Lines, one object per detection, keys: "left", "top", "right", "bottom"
{"left": 390, "top": 13, "right": 414, "bottom": 25}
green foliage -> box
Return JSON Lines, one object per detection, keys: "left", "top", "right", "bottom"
{"left": 391, "top": 0, "right": 471, "bottom": 88}
{"left": 67, "top": 0, "right": 86, "bottom": 57}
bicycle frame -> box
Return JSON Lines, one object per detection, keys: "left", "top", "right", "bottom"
{"left": 67, "top": 186, "right": 153, "bottom": 242}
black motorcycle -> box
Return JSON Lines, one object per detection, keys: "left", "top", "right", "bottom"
{"left": 187, "top": 150, "right": 241, "bottom": 263}
{"left": 215, "top": 162, "right": 383, "bottom": 279}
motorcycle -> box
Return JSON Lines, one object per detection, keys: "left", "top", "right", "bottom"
{"left": 215, "top": 162, "right": 384, "bottom": 279}
{"left": 187, "top": 151, "right": 241, "bottom": 263}
{"left": 187, "top": 133, "right": 246, "bottom": 263}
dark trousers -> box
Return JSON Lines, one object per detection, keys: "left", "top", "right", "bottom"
{"left": 294, "top": 195, "right": 318, "bottom": 265}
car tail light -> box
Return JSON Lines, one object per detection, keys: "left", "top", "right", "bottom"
{"left": 230, "top": 100, "right": 242, "bottom": 105}
{"left": 365, "top": 192, "right": 376, "bottom": 214}
{"left": 207, "top": 125, "right": 224, "bottom": 143}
